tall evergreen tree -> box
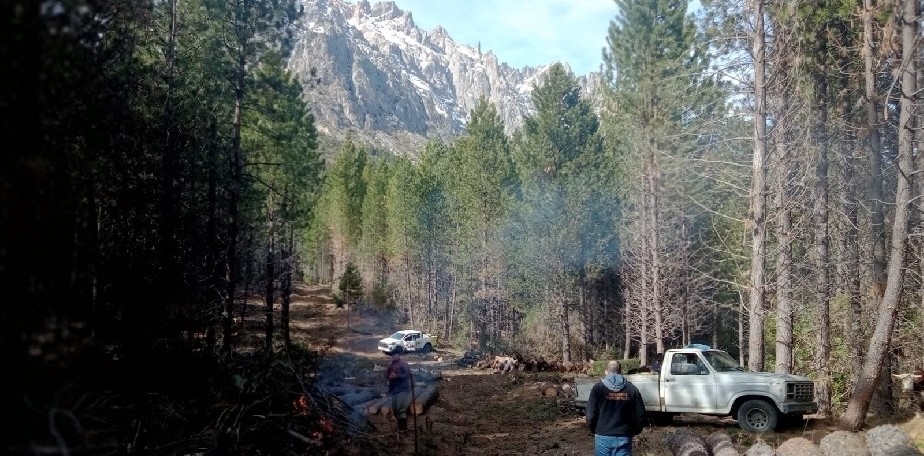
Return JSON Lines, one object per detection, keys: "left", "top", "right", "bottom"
{"left": 509, "top": 63, "right": 609, "bottom": 363}
{"left": 447, "top": 97, "right": 515, "bottom": 351}
{"left": 323, "top": 139, "right": 369, "bottom": 280}
{"left": 602, "top": 0, "right": 719, "bottom": 363}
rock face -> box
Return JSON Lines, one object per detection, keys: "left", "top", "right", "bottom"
{"left": 289, "top": 0, "right": 603, "bottom": 154}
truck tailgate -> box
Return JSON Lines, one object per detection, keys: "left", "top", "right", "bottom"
{"left": 625, "top": 373, "right": 661, "bottom": 410}
{"left": 574, "top": 374, "right": 661, "bottom": 412}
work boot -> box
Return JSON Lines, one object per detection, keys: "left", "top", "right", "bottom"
{"left": 397, "top": 417, "right": 408, "bottom": 431}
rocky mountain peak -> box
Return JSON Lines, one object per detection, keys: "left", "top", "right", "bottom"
{"left": 289, "top": 0, "right": 601, "bottom": 155}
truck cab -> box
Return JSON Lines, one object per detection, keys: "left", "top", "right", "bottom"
{"left": 575, "top": 345, "right": 818, "bottom": 433}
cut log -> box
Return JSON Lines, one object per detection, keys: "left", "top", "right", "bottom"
{"left": 704, "top": 431, "right": 740, "bottom": 456}
{"left": 542, "top": 386, "right": 559, "bottom": 397}
{"left": 667, "top": 428, "right": 709, "bottom": 456}
{"left": 360, "top": 396, "right": 389, "bottom": 416}
{"left": 410, "top": 384, "right": 439, "bottom": 415}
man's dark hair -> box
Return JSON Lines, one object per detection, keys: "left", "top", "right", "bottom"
{"left": 605, "top": 360, "right": 622, "bottom": 374}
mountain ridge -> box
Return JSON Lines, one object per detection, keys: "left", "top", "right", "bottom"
{"left": 288, "top": 0, "right": 602, "bottom": 155}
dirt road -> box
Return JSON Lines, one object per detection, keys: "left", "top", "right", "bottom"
{"left": 290, "top": 283, "right": 922, "bottom": 455}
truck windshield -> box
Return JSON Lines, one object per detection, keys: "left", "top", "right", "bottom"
{"left": 389, "top": 331, "right": 406, "bottom": 340}
{"left": 702, "top": 351, "right": 746, "bottom": 372}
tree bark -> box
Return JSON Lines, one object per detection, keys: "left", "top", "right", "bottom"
{"left": 775, "top": 137, "right": 793, "bottom": 374}
{"left": 222, "top": 55, "right": 245, "bottom": 353}
{"left": 812, "top": 75, "right": 832, "bottom": 416}
{"left": 747, "top": 0, "right": 769, "bottom": 372}
{"left": 864, "top": 0, "right": 887, "bottom": 301}
{"left": 842, "top": 0, "right": 918, "bottom": 430}
{"left": 282, "top": 229, "right": 293, "bottom": 350}
{"left": 264, "top": 225, "right": 275, "bottom": 352}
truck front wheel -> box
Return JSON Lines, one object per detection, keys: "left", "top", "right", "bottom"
{"left": 737, "top": 400, "right": 778, "bottom": 433}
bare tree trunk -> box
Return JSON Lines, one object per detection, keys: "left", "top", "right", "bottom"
{"left": 264, "top": 224, "right": 275, "bottom": 353}
{"left": 857, "top": 0, "right": 884, "bottom": 393}
{"left": 865, "top": 0, "right": 888, "bottom": 301}
{"left": 206, "top": 120, "right": 220, "bottom": 325}
{"left": 222, "top": 51, "right": 246, "bottom": 353}
{"left": 281, "top": 228, "right": 293, "bottom": 351}
{"left": 680, "top": 217, "right": 690, "bottom": 347}
{"left": 747, "top": 0, "right": 769, "bottom": 372}
{"left": 640, "top": 207, "right": 650, "bottom": 365}
{"left": 738, "top": 290, "right": 746, "bottom": 366}
{"left": 842, "top": 0, "right": 917, "bottom": 430}
{"left": 812, "top": 80, "right": 832, "bottom": 416}
{"left": 647, "top": 141, "right": 664, "bottom": 362}
{"left": 775, "top": 139, "right": 794, "bottom": 374}
{"left": 561, "top": 296, "right": 571, "bottom": 364}
{"left": 406, "top": 234, "right": 413, "bottom": 326}
{"left": 623, "top": 277, "right": 632, "bottom": 360}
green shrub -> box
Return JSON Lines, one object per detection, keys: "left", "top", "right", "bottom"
{"left": 588, "top": 358, "right": 641, "bottom": 376}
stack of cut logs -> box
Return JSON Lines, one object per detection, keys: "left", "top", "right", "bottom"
{"left": 320, "top": 368, "right": 442, "bottom": 418}
{"left": 533, "top": 381, "right": 575, "bottom": 398}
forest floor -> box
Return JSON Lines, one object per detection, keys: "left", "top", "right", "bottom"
{"left": 286, "top": 283, "right": 924, "bottom": 456}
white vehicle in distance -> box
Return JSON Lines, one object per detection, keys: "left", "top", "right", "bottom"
{"left": 377, "top": 329, "right": 434, "bottom": 355}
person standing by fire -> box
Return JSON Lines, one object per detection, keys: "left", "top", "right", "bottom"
{"left": 386, "top": 351, "right": 414, "bottom": 436}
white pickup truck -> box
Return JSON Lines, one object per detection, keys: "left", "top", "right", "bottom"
{"left": 377, "top": 329, "right": 434, "bottom": 355}
{"left": 574, "top": 345, "right": 817, "bottom": 432}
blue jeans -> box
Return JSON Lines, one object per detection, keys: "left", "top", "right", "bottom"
{"left": 594, "top": 434, "right": 632, "bottom": 456}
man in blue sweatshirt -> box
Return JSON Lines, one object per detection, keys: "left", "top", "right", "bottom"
{"left": 585, "top": 360, "right": 647, "bottom": 456}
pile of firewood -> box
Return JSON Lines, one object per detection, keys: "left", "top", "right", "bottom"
{"left": 532, "top": 380, "right": 576, "bottom": 398}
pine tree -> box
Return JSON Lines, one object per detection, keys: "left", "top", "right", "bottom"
{"left": 602, "top": 0, "right": 720, "bottom": 363}
{"left": 509, "top": 63, "right": 609, "bottom": 363}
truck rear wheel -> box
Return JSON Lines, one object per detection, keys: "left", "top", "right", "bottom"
{"left": 737, "top": 399, "right": 778, "bottom": 433}
{"left": 422, "top": 343, "right": 432, "bottom": 353}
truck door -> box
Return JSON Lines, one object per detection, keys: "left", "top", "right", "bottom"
{"left": 405, "top": 333, "right": 418, "bottom": 351}
{"left": 662, "top": 352, "right": 718, "bottom": 413}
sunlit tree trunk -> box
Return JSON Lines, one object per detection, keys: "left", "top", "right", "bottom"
{"left": 843, "top": 0, "right": 918, "bottom": 430}
{"left": 747, "top": 0, "right": 769, "bottom": 372}
{"left": 774, "top": 139, "right": 793, "bottom": 374}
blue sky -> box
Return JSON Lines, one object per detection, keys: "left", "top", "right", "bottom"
{"left": 388, "top": 0, "right": 619, "bottom": 76}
